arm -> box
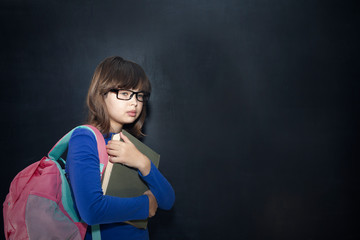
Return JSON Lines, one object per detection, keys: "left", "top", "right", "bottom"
{"left": 106, "top": 133, "right": 175, "bottom": 210}
{"left": 66, "top": 128, "right": 149, "bottom": 225}
{"left": 139, "top": 161, "right": 175, "bottom": 210}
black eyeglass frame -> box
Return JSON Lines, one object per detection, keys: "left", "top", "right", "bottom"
{"left": 108, "top": 89, "right": 150, "bottom": 102}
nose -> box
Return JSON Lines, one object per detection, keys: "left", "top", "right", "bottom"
{"left": 129, "top": 94, "right": 138, "bottom": 106}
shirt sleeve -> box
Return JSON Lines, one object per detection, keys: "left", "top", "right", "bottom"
{"left": 139, "top": 161, "right": 175, "bottom": 210}
{"left": 66, "top": 128, "right": 149, "bottom": 225}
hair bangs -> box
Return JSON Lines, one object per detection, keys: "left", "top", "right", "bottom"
{"left": 102, "top": 60, "right": 151, "bottom": 94}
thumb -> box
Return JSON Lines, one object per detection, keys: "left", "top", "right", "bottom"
{"left": 120, "top": 132, "right": 132, "bottom": 143}
{"left": 143, "top": 190, "right": 151, "bottom": 196}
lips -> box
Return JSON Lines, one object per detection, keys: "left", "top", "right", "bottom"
{"left": 127, "top": 111, "right": 137, "bottom": 117}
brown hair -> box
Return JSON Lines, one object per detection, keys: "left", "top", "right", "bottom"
{"left": 86, "top": 56, "right": 151, "bottom": 137}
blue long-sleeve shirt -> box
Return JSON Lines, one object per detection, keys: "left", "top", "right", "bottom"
{"left": 65, "top": 128, "right": 175, "bottom": 240}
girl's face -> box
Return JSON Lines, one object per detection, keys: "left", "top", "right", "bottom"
{"left": 104, "top": 88, "right": 143, "bottom": 132}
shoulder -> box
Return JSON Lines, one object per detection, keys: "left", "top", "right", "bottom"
{"left": 69, "top": 126, "right": 98, "bottom": 146}
{"left": 72, "top": 127, "right": 97, "bottom": 137}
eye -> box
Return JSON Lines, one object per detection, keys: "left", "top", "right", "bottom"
{"left": 119, "top": 90, "right": 130, "bottom": 96}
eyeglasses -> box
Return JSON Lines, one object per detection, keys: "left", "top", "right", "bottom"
{"left": 108, "top": 89, "right": 150, "bottom": 102}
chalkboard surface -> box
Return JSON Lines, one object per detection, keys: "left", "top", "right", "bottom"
{"left": 1, "top": 1, "right": 359, "bottom": 239}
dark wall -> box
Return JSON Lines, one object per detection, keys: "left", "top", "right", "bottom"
{"left": 1, "top": 0, "right": 359, "bottom": 239}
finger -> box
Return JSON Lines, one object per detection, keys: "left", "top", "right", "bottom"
{"left": 108, "top": 155, "right": 126, "bottom": 165}
{"left": 106, "top": 149, "right": 122, "bottom": 156}
{"left": 143, "top": 190, "right": 151, "bottom": 195}
{"left": 108, "top": 156, "right": 117, "bottom": 163}
{"left": 106, "top": 144, "right": 117, "bottom": 150}
{"left": 108, "top": 140, "right": 123, "bottom": 146}
{"left": 109, "top": 156, "right": 117, "bottom": 163}
{"left": 120, "top": 132, "right": 132, "bottom": 144}
{"left": 106, "top": 141, "right": 124, "bottom": 149}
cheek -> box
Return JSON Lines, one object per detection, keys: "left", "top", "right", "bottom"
{"left": 105, "top": 96, "right": 124, "bottom": 116}
{"left": 137, "top": 104, "right": 144, "bottom": 116}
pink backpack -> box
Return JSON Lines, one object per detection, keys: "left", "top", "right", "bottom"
{"left": 3, "top": 125, "right": 108, "bottom": 240}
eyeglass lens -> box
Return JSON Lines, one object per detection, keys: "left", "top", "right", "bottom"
{"left": 117, "top": 90, "right": 147, "bottom": 102}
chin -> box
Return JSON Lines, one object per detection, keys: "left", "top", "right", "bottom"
{"left": 124, "top": 118, "right": 138, "bottom": 125}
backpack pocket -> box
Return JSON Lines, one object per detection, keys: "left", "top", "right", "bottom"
{"left": 25, "top": 194, "right": 82, "bottom": 240}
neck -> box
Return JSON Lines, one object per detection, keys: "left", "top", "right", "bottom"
{"left": 110, "top": 121, "right": 123, "bottom": 133}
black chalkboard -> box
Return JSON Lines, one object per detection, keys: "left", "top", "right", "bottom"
{"left": 1, "top": 1, "right": 359, "bottom": 239}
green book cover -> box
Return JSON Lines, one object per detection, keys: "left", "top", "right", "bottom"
{"left": 101, "top": 130, "right": 160, "bottom": 229}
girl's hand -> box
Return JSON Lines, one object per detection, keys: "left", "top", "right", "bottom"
{"left": 106, "top": 132, "right": 151, "bottom": 176}
{"left": 144, "top": 190, "right": 158, "bottom": 218}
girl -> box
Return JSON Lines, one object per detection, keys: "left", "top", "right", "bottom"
{"left": 66, "top": 56, "right": 175, "bottom": 239}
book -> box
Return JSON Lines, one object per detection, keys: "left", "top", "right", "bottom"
{"left": 101, "top": 130, "right": 160, "bottom": 229}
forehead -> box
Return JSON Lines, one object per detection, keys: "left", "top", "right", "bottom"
{"left": 119, "top": 88, "right": 142, "bottom": 92}
{"left": 115, "top": 80, "right": 146, "bottom": 91}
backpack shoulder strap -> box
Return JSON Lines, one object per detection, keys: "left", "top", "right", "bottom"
{"left": 48, "top": 125, "right": 108, "bottom": 175}
{"left": 48, "top": 125, "right": 108, "bottom": 240}
{"left": 83, "top": 125, "right": 108, "bottom": 175}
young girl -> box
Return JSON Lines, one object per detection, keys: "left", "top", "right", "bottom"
{"left": 65, "top": 56, "right": 175, "bottom": 239}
